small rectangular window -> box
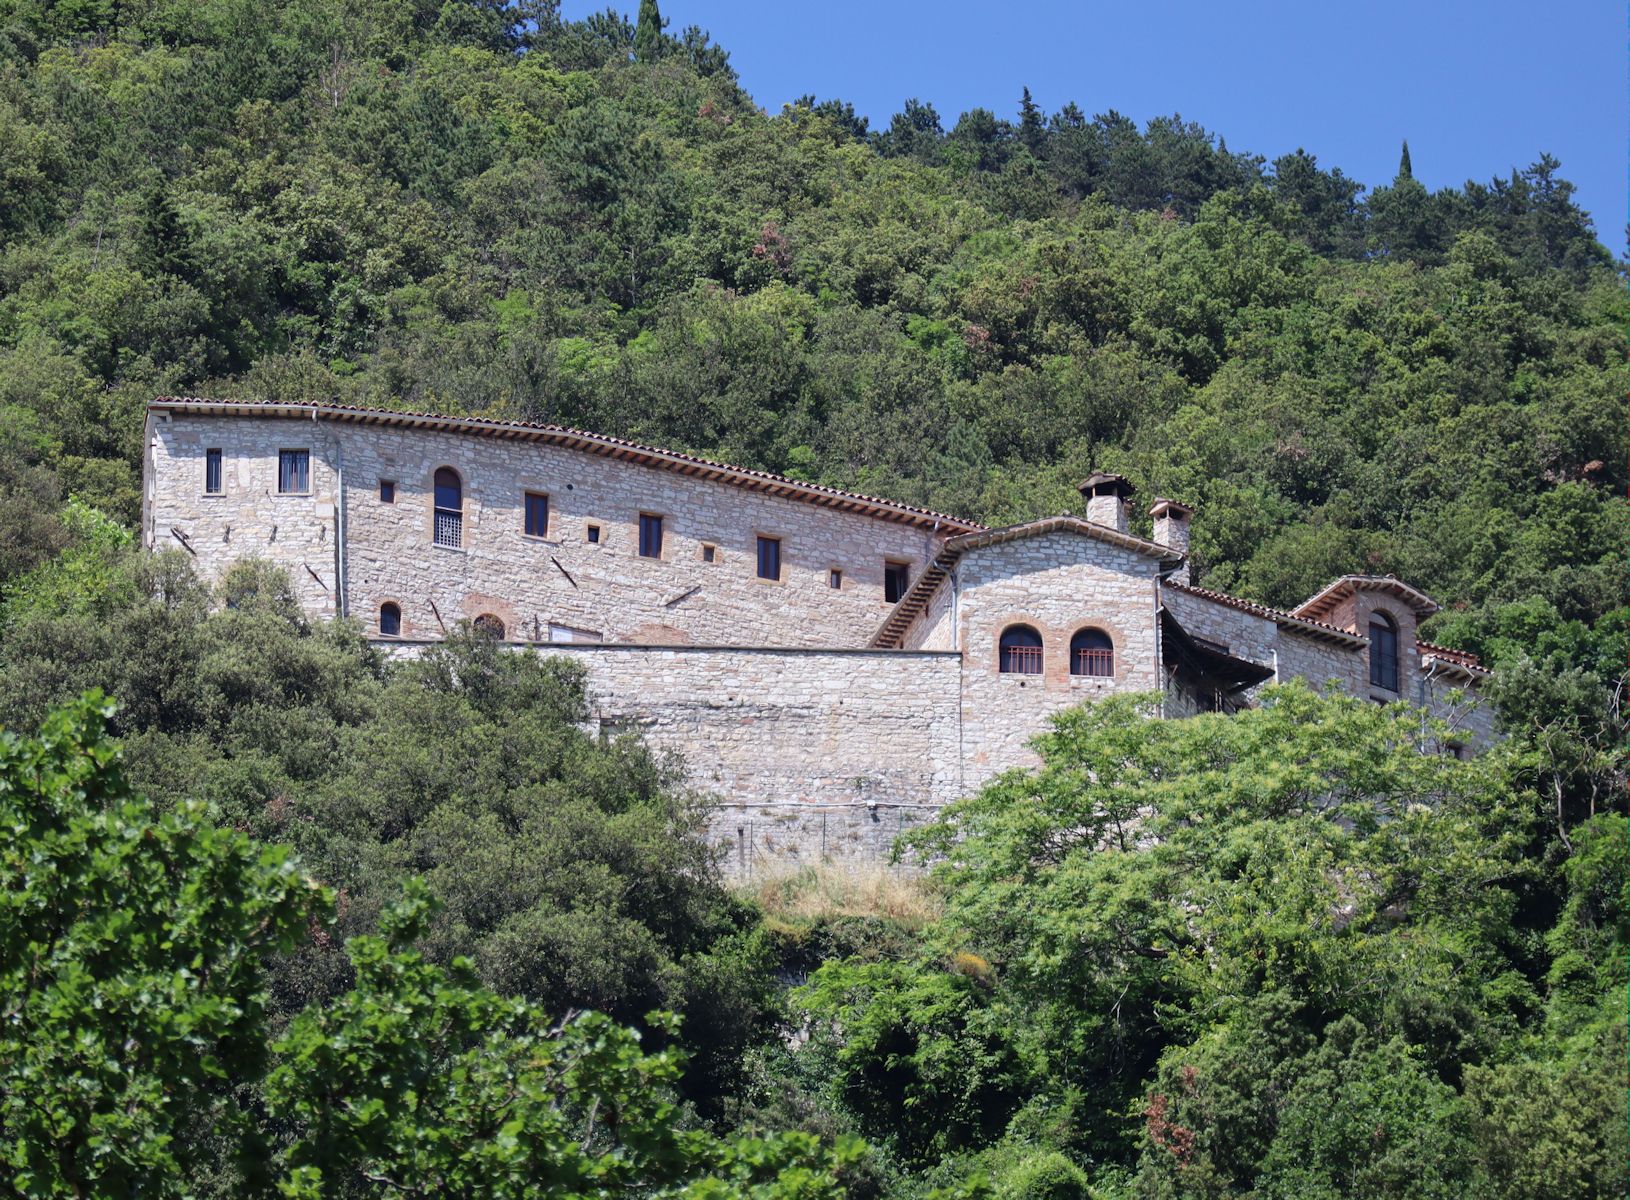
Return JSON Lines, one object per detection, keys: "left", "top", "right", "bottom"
{"left": 757, "top": 536, "right": 781, "bottom": 581}
{"left": 524, "top": 491, "right": 549, "bottom": 538}
{"left": 884, "top": 560, "right": 910, "bottom": 604}
{"left": 587, "top": 523, "right": 601, "bottom": 544}
{"left": 278, "top": 449, "right": 309, "bottom": 494}
{"left": 701, "top": 544, "right": 716, "bottom": 563}
{"left": 380, "top": 480, "right": 395, "bottom": 503}
{"left": 638, "top": 513, "right": 663, "bottom": 559}
{"left": 204, "top": 448, "right": 222, "bottom": 495}
{"left": 829, "top": 569, "right": 842, "bottom": 590}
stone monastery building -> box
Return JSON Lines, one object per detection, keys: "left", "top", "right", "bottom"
{"left": 143, "top": 397, "right": 1494, "bottom": 870}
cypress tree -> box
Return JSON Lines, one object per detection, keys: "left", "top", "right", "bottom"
{"left": 1019, "top": 86, "right": 1045, "bottom": 154}
{"left": 1398, "top": 139, "right": 1413, "bottom": 180}
{"left": 634, "top": 0, "right": 663, "bottom": 62}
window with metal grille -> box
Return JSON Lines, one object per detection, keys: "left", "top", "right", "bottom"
{"left": 884, "top": 560, "right": 910, "bottom": 604}
{"left": 1070, "top": 627, "right": 1114, "bottom": 677}
{"left": 757, "top": 536, "right": 781, "bottom": 581}
{"left": 1369, "top": 612, "right": 1399, "bottom": 691}
{"left": 999, "top": 625, "right": 1044, "bottom": 674}
{"left": 278, "top": 449, "right": 309, "bottom": 494}
{"left": 524, "top": 491, "right": 549, "bottom": 538}
{"left": 638, "top": 513, "right": 663, "bottom": 558}
{"left": 204, "top": 448, "right": 222, "bottom": 495}
{"left": 379, "top": 602, "right": 401, "bottom": 637}
{"left": 433, "top": 467, "right": 463, "bottom": 548}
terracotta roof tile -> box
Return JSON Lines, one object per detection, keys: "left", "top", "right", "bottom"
{"left": 149, "top": 397, "right": 982, "bottom": 533}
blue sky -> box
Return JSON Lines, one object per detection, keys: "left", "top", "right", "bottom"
{"left": 564, "top": 0, "right": 1625, "bottom": 252}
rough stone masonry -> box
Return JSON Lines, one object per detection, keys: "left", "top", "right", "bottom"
{"left": 144, "top": 397, "right": 1497, "bottom": 873}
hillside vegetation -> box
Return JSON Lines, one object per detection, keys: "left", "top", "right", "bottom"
{"left": 0, "top": 2, "right": 1624, "bottom": 1197}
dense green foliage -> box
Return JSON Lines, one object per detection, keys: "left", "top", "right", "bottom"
{"left": 788, "top": 688, "right": 1626, "bottom": 1197}
{"left": 0, "top": 1, "right": 1623, "bottom": 1195}
{"left": 0, "top": 695, "right": 869, "bottom": 1198}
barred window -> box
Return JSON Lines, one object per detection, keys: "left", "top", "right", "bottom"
{"left": 278, "top": 449, "right": 309, "bottom": 494}
{"left": 204, "top": 448, "right": 222, "bottom": 495}
{"left": 433, "top": 467, "right": 463, "bottom": 548}
{"left": 1070, "top": 628, "right": 1114, "bottom": 677}
{"left": 999, "top": 625, "right": 1044, "bottom": 675}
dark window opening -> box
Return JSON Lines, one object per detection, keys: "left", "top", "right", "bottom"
{"left": 587, "top": 523, "right": 601, "bottom": 544}
{"left": 702, "top": 544, "right": 716, "bottom": 563}
{"left": 999, "top": 624, "right": 1044, "bottom": 675}
{"left": 524, "top": 491, "right": 549, "bottom": 538}
{"left": 204, "top": 449, "right": 222, "bottom": 494}
{"left": 1369, "top": 612, "right": 1399, "bottom": 692}
{"left": 1070, "top": 628, "right": 1114, "bottom": 677}
{"left": 379, "top": 602, "right": 401, "bottom": 637}
{"left": 379, "top": 480, "right": 395, "bottom": 503}
{"left": 278, "top": 449, "right": 309, "bottom": 494}
{"left": 884, "top": 560, "right": 910, "bottom": 604}
{"left": 473, "top": 614, "right": 505, "bottom": 639}
{"left": 433, "top": 467, "right": 463, "bottom": 547}
{"left": 829, "top": 569, "right": 842, "bottom": 589}
{"left": 757, "top": 536, "right": 781, "bottom": 581}
{"left": 638, "top": 513, "right": 663, "bottom": 559}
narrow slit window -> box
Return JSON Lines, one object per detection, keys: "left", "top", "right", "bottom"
{"left": 379, "top": 480, "right": 395, "bottom": 503}
{"left": 701, "top": 544, "right": 716, "bottom": 563}
{"left": 884, "top": 560, "right": 910, "bottom": 604}
{"left": 278, "top": 449, "right": 309, "bottom": 494}
{"left": 524, "top": 491, "right": 549, "bottom": 538}
{"left": 587, "top": 523, "right": 601, "bottom": 544}
{"left": 638, "top": 513, "right": 663, "bottom": 559}
{"left": 1369, "top": 612, "right": 1400, "bottom": 692}
{"left": 204, "top": 448, "right": 222, "bottom": 495}
{"left": 757, "top": 536, "right": 781, "bottom": 581}
{"left": 829, "top": 569, "right": 842, "bottom": 590}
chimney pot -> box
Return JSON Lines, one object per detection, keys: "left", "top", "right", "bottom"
{"left": 1150, "top": 497, "right": 1195, "bottom": 584}
{"left": 1078, "top": 471, "right": 1134, "bottom": 534}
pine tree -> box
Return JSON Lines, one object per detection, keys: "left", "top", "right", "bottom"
{"left": 1398, "top": 139, "right": 1413, "bottom": 180}
{"left": 1019, "top": 86, "right": 1045, "bottom": 155}
{"left": 634, "top": 0, "right": 664, "bottom": 62}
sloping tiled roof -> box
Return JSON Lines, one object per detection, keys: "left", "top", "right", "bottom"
{"left": 1164, "top": 580, "right": 1367, "bottom": 646}
{"left": 1418, "top": 639, "right": 1488, "bottom": 677}
{"left": 1293, "top": 574, "right": 1440, "bottom": 621}
{"left": 870, "top": 516, "right": 1183, "bottom": 649}
{"left": 148, "top": 397, "right": 983, "bottom": 534}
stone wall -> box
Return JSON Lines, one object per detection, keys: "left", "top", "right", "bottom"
{"left": 147, "top": 412, "right": 952, "bottom": 648}
{"left": 952, "top": 531, "right": 1164, "bottom": 788}
{"left": 531, "top": 644, "right": 965, "bottom": 874}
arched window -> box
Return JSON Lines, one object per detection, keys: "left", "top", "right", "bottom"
{"left": 1070, "top": 627, "right": 1114, "bottom": 677}
{"left": 379, "top": 602, "right": 401, "bottom": 638}
{"left": 473, "top": 613, "right": 505, "bottom": 640}
{"left": 998, "top": 624, "right": 1044, "bottom": 675}
{"left": 433, "top": 467, "right": 463, "bottom": 548}
{"left": 1369, "top": 611, "right": 1399, "bottom": 692}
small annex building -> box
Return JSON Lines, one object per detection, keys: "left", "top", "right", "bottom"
{"left": 142, "top": 398, "right": 1495, "bottom": 872}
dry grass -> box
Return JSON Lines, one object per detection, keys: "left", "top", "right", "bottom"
{"left": 746, "top": 863, "right": 943, "bottom": 928}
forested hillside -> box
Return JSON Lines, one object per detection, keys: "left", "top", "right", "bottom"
{"left": 0, "top": 2, "right": 1624, "bottom": 1197}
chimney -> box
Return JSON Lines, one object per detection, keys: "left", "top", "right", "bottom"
{"left": 1149, "top": 497, "right": 1194, "bottom": 584}
{"left": 1078, "top": 472, "right": 1134, "bottom": 534}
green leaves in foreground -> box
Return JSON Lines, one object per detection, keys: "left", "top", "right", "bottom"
{"left": 0, "top": 696, "right": 862, "bottom": 1198}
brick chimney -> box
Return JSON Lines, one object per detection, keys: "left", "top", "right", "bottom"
{"left": 1149, "top": 497, "right": 1195, "bottom": 584}
{"left": 1078, "top": 472, "right": 1134, "bottom": 534}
